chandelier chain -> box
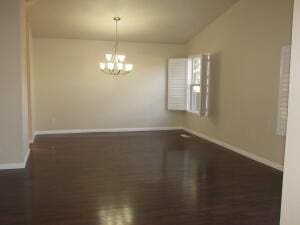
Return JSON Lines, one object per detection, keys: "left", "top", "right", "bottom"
{"left": 114, "top": 18, "right": 118, "bottom": 57}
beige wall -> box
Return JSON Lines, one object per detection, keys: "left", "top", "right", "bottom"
{"left": 184, "top": 0, "right": 293, "bottom": 165}
{"left": 26, "top": 24, "right": 34, "bottom": 141}
{"left": 280, "top": 0, "right": 300, "bottom": 224}
{"left": 21, "top": 0, "right": 29, "bottom": 158}
{"left": 32, "top": 38, "right": 185, "bottom": 131}
{"left": 0, "top": 0, "right": 29, "bottom": 165}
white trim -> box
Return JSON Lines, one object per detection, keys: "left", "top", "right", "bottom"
{"left": 24, "top": 148, "right": 30, "bottom": 167}
{"left": 0, "top": 148, "right": 31, "bottom": 170}
{"left": 34, "top": 127, "right": 183, "bottom": 135}
{"left": 183, "top": 128, "right": 284, "bottom": 171}
{"left": 0, "top": 162, "right": 25, "bottom": 170}
{"left": 32, "top": 131, "right": 37, "bottom": 143}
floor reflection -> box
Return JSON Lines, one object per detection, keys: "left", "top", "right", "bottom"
{"left": 99, "top": 205, "right": 134, "bottom": 225}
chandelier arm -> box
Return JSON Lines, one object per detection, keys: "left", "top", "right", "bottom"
{"left": 101, "top": 68, "right": 130, "bottom": 76}
{"left": 118, "top": 71, "right": 130, "bottom": 75}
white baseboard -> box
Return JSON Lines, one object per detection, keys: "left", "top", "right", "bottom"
{"left": 34, "top": 127, "right": 183, "bottom": 135}
{"left": 183, "top": 128, "right": 284, "bottom": 171}
{"left": 0, "top": 162, "right": 26, "bottom": 170}
{"left": 0, "top": 148, "right": 31, "bottom": 170}
{"left": 24, "top": 148, "right": 30, "bottom": 167}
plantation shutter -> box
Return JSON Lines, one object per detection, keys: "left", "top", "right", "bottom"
{"left": 277, "top": 45, "right": 291, "bottom": 136}
{"left": 168, "top": 58, "right": 188, "bottom": 110}
{"left": 199, "top": 54, "right": 211, "bottom": 117}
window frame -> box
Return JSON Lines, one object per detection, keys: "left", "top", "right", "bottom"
{"left": 187, "top": 55, "right": 202, "bottom": 115}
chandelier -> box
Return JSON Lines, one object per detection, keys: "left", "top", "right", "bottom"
{"left": 99, "top": 17, "right": 133, "bottom": 75}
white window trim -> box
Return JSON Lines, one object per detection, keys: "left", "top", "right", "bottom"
{"left": 187, "top": 55, "right": 202, "bottom": 115}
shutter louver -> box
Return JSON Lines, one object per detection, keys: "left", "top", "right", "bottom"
{"left": 277, "top": 45, "right": 291, "bottom": 136}
{"left": 168, "top": 58, "right": 188, "bottom": 110}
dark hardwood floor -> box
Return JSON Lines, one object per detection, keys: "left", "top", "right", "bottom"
{"left": 0, "top": 130, "right": 282, "bottom": 225}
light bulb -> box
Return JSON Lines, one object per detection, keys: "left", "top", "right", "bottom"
{"left": 125, "top": 64, "right": 133, "bottom": 71}
{"left": 117, "top": 63, "right": 124, "bottom": 70}
{"left": 107, "top": 63, "right": 114, "bottom": 70}
{"left": 105, "top": 54, "right": 113, "bottom": 61}
{"left": 99, "top": 63, "right": 105, "bottom": 70}
{"left": 117, "top": 55, "right": 126, "bottom": 62}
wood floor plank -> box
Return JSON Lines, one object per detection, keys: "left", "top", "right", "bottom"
{"left": 0, "top": 130, "right": 282, "bottom": 225}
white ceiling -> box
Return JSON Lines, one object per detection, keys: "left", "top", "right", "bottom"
{"left": 26, "top": 0, "right": 239, "bottom": 44}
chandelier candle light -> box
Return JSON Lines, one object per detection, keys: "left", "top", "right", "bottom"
{"left": 99, "top": 17, "right": 133, "bottom": 75}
